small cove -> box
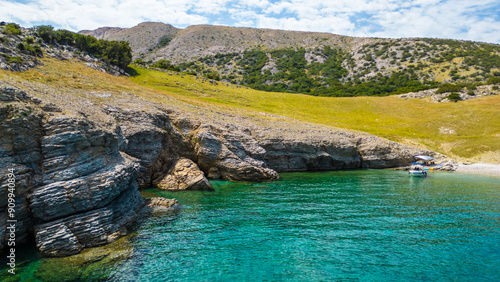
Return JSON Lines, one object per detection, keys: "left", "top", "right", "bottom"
{"left": 2, "top": 170, "right": 500, "bottom": 281}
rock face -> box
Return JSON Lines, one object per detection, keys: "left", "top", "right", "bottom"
{"left": 156, "top": 158, "right": 213, "bottom": 191}
{"left": 0, "top": 85, "right": 146, "bottom": 256}
{"left": 0, "top": 82, "right": 436, "bottom": 257}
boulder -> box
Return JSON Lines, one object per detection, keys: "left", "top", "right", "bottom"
{"left": 156, "top": 158, "right": 213, "bottom": 191}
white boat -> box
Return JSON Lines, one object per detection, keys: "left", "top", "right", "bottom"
{"left": 409, "top": 155, "right": 434, "bottom": 177}
{"left": 409, "top": 165, "right": 427, "bottom": 177}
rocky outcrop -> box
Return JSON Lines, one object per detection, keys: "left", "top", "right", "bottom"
{"left": 156, "top": 158, "right": 213, "bottom": 191}
{"left": 398, "top": 85, "right": 498, "bottom": 102}
{"left": 257, "top": 127, "right": 427, "bottom": 172}
{"left": 192, "top": 124, "right": 280, "bottom": 182}
{"left": 0, "top": 85, "right": 146, "bottom": 256}
{"left": 1, "top": 86, "right": 44, "bottom": 250}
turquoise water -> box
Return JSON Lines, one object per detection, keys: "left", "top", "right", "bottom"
{"left": 2, "top": 170, "right": 500, "bottom": 281}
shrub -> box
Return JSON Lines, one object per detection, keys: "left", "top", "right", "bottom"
{"left": 36, "top": 25, "right": 56, "bottom": 43}
{"left": 205, "top": 70, "right": 221, "bottom": 81}
{"left": 487, "top": 76, "right": 500, "bottom": 84}
{"left": 2, "top": 23, "right": 21, "bottom": 35}
{"left": 436, "top": 83, "right": 462, "bottom": 94}
{"left": 466, "top": 84, "right": 477, "bottom": 90}
{"left": 17, "top": 42, "right": 25, "bottom": 51}
{"left": 447, "top": 92, "right": 461, "bottom": 102}
{"left": 157, "top": 35, "right": 171, "bottom": 48}
{"left": 152, "top": 59, "right": 180, "bottom": 71}
{"left": 25, "top": 44, "right": 43, "bottom": 56}
{"left": 25, "top": 36, "right": 35, "bottom": 44}
{"left": 133, "top": 58, "right": 146, "bottom": 65}
{"left": 35, "top": 26, "right": 132, "bottom": 69}
{"left": 6, "top": 56, "right": 23, "bottom": 64}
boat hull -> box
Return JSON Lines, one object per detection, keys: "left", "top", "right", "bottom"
{"left": 409, "top": 170, "right": 427, "bottom": 177}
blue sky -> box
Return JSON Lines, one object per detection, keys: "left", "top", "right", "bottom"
{"left": 1, "top": 0, "right": 499, "bottom": 44}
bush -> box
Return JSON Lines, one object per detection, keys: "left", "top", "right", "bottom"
{"left": 487, "top": 76, "right": 500, "bottom": 85}
{"left": 17, "top": 42, "right": 25, "bottom": 51}
{"left": 447, "top": 92, "right": 461, "bottom": 102}
{"left": 157, "top": 35, "right": 171, "bottom": 48}
{"left": 205, "top": 70, "right": 221, "bottom": 81}
{"left": 6, "top": 56, "right": 23, "bottom": 64}
{"left": 2, "top": 23, "right": 21, "bottom": 35}
{"left": 133, "top": 58, "right": 146, "bottom": 65}
{"left": 35, "top": 26, "right": 132, "bottom": 69}
{"left": 36, "top": 25, "right": 56, "bottom": 43}
{"left": 25, "top": 44, "right": 43, "bottom": 56}
{"left": 25, "top": 37, "right": 35, "bottom": 44}
{"left": 436, "top": 83, "right": 462, "bottom": 94}
{"left": 152, "top": 59, "right": 180, "bottom": 71}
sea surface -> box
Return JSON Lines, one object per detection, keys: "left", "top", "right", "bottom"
{"left": 2, "top": 170, "right": 500, "bottom": 281}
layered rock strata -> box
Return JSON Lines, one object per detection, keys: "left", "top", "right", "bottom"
{"left": 0, "top": 86, "right": 145, "bottom": 256}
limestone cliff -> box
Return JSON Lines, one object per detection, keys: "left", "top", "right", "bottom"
{"left": 0, "top": 86, "right": 145, "bottom": 256}
{"left": 0, "top": 81, "right": 435, "bottom": 257}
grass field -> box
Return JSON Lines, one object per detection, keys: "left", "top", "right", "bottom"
{"left": 2, "top": 58, "right": 499, "bottom": 163}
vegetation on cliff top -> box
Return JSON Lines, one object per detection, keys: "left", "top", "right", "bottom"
{"left": 1, "top": 23, "right": 132, "bottom": 69}
{"left": 35, "top": 25, "right": 132, "bottom": 69}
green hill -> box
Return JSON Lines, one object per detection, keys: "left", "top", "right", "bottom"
{"left": 83, "top": 23, "right": 500, "bottom": 97}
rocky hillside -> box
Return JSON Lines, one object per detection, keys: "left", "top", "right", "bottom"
{"left": 82, "top": 22, "right": 500, "bottom": 96}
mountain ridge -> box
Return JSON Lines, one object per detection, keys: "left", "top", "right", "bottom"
{"left": 80, "top": 22, "right": 500, "bottom": 97}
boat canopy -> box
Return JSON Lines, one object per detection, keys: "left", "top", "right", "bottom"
{"left": 414, "top": 155, "right": 434, "bottom": 161}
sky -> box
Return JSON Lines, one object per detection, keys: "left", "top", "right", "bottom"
{"left": 1, "top": 0, "right": 499, "bottom": 44}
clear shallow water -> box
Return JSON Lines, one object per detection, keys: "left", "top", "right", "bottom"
{"left": 2, "top": 170, "right": 500, "bottom": 281}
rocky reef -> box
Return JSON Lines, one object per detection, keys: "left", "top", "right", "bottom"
{"left": 0, "top": 82, "right": 435, "bottom": 257}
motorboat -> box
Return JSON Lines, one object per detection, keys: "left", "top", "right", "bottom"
{"left": 409, "top": 165, "right": 427, "bottom": 177}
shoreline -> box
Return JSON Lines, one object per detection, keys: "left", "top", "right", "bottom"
{"left": 454, "top": 163, "right": 500, "bottom": 177}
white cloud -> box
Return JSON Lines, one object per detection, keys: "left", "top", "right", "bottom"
{"left": 0, "top": 0, "right": 498, "bottom": 43}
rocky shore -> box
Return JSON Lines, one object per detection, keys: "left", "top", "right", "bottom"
{"left": 455, "top": 163, "right": 500, "bottom": 176}
{"left": 0, "top": 81, "right": 438, "bottom": 257}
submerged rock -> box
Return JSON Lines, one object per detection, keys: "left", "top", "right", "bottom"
{"left": 146, "top": 197, "right": 179, "bottom": 209}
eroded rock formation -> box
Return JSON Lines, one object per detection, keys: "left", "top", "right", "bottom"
{"left": 156, "top": 158, "right": 213, "bottom": 191}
